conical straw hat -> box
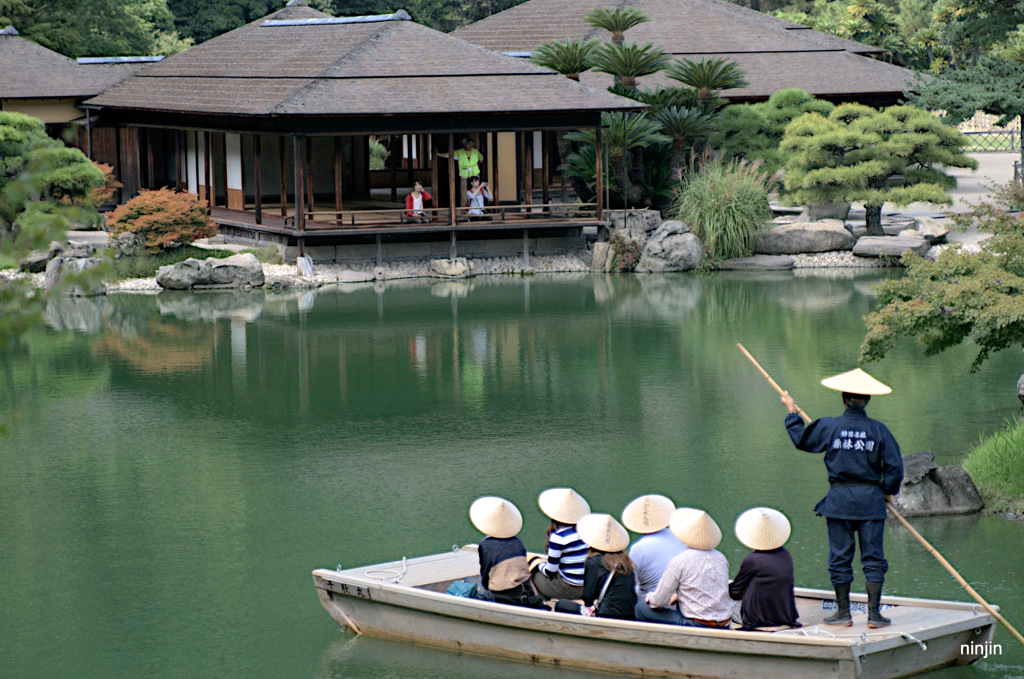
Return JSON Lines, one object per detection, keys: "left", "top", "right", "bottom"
{"left": 538, "top": 488, "right": 591, "bottom": 524}
{"left": 469, "top": 496, "right": 523, "bottom": 539}
{"left": 821, "top": 368, "right": 892, "bottom": 396}
{"left": 576, "top": 513, "right": 630, "bottom": 553}
{"left": 670, "top": 508, "right": 722, "bottom": 551}
{"left": 622, "top": 494, "right": 675, "bottom": 534}
{"left": 734, "top": 507, "right": 791, "bottom": 551}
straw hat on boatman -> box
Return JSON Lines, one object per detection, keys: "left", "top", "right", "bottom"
{"left": 622, "top": 494, "right": 686, "bottom": 597}
{"left": 729, "top": 507, "right": 800, "bottom": 631}
{"left": 780, "top": 368, "right": 904, "bottom": 629}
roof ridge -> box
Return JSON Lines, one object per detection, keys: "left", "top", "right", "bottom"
{"left": 311, "top": 20, "right": 399, "bottom": 78}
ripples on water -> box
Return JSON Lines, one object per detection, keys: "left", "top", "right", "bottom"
{"left": 1, "top": 272, "right": 1022, "bottom": 679}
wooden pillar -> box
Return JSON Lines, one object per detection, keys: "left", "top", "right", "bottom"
{"left": 489, "top": 132, "right": 499, "bottom": 210}
{"left": 174, "top": 130, "right": 182, "bottom": 192}
{"left": 193, "top": 131, "right": 200, "bottom": 197}
{"left": 145, "top": 128, "right": 155, "bottom": 190}
{"left": 448, "top": 133, "right": 457, "bottom": 227}
{"left": 294, "top": 134, "right": 305, "bottom": 231}
{"left": 406, "top": 135, "right": 414, "bottom": 186}
{"left": 333, "top": 136, "right": 343, "bottom": 219}
{"left": 524, "top": 131, "right": 534, "bottom": 208}
{"left": 254, "top": 134, "right": 263, "bottom": 225}
{"left": 390, "top": 135, "right": 398, "bottom": 203}
{"left": 239, "top": 134, "right": 246, "bottom": 210}
{"left": 541, "top": 131, "right": 551, "bottom": 210}
{"left": 431, "top": 136, "right": 439, "bottom": 203}
{"left": 218, "top": 133, "right": 228, "bottom": 208}
{"left": 203, "top": 131, "right": 212, "bottom": 215}
{"left": 363, "top": 136, "right": 371, "bottom": 197}
{"left": 305, "top": 136, "right": 314, "bottom": 217}
{"left": 595, "top": 127, "right": 604, "bottom": 221}
{"left": 279, "top": 136, "right": 287, "bottom": 217}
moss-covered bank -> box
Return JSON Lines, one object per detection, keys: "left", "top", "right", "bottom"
{"left": 963, "top": 418, "right": 1024, "bottom": 518}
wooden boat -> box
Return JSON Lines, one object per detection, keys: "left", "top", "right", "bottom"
{"left": 312, "top": 547, "right": 997, "bottom": 679}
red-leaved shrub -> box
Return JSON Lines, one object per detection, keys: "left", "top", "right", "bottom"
{"left": 106, "top": 188, "right": 216, "bottom": 249}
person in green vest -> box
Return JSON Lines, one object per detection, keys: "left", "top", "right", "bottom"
{"left": 454, "top": 136, "right": 483, "bottom": 204}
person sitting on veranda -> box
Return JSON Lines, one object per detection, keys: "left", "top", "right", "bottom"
{"left": 729, "top": 507, "right": 801, "bottom": 632}
{"left": 531, "top": 488, "right": 591, "bottom": 601}
{"left": 635, "top": 509, "right": 732, "bottom": 629}
{"left": 554, "top": 514, "right": 637, "bottom": 621}
{"left": 469, "top": 496, "right": 545, "bottom": 608}
{"left": 404, "top": 181, "right": 432, "bottom": 223}
{"left": 622, "top": 494, "right": 687, "bottom": 598}
{"left": 466, "top": 176, "right": 492, "bottom": 221}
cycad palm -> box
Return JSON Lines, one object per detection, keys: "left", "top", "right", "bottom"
{"left": 584, "top": 7, "right": 650, "bottom": 46}
{"left": 667, "top": 57, "right": 748, "bottom": 102}
{"left": 653, "top": 106, "right": 717, "bottom": 180}
{"left": 591, "top": 42, "right": 670, "bottom": 92}
{"left": 530, "top": 39, "right": 599, "bottom": 81}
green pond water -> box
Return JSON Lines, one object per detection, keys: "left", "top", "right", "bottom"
{"left": 1, "top": 271, "right": 1022, "bottom": 679}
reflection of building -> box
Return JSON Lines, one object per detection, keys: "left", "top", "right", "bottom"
{"left": 84, "top": 1, "right": 641, "bottom": 262}
{"left": 454, "top": 0, "right": 922, "bottom": 106}
{"left": 0, "top": 26, "right": 159, "bottom": 189}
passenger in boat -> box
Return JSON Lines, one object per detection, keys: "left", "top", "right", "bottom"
{"left": 466, "top": 176, "right": 493, "bottom": 221}
{"left": 404, "top": 181, "right": 433, "bottom": 223}
{"left": 469, "top": 496, "right": 546, "bottom": 609}
{"left": 554, "top": 513, "right": 637, "bottom": 620}
{"left": 781, "top": 369, "right": 904, "bottom": 629}
{"left": 531, "top": 488, "right": 591, "bottom": 600}
{"left": 635, "top": 509, "right": 732, "bottom": 629}
{"left": 729, "top": 507, "right": 801, "bottom": 631}
{"left": 622, "top": 494, "right": 686, "bottom": 597}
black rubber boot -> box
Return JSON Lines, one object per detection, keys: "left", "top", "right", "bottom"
{"left": 823, "top": 583, "right": 853, "bottom": 626}
{"left": 866, "top": 581, "right": 891, "bottom": 628}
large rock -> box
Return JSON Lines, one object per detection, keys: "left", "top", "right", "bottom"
{"left": 636, "top": 221, "right": 703, "bottom": 273}
{"left": 44, "top": 256, "right": 106, "bottom": 296}
{"left": 717, "top": 255, "right": 795, "bottom": 270}
{"left": 912, "top": 216, "right": 950, "bottom": 243}
{"left": 156, "top": 254, "right": 265, "bottom": 290}
{"left": 892, "top": 451, "right": 985, "bottom": 517}
{"left": 755, "top": 222, "right": 856, "bottom": 255}
{"left": 853, "top": 236, "right": 931, "bottom": 258}
{"left": 114, "top": 232, "right": 146, "bottom": 258}
{"left": 807, "top": 202, "right": 851, "bottom": 221}
{"left": 590, "top": 242, "right": 613, "bottom": 272}
{"left": 606, "top": 209, "right": 662, "bottom": 248}
{"left": 19, "top": 249, "right": 51, "bottom": 273}
{"left": 429, "top": 257, "right": 471, "bottom": 278}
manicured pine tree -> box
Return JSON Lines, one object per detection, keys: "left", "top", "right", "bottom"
{"left": 781, "top": 103, "right": 977, "bottom": 236}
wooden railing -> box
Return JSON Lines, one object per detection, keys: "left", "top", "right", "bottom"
{"left": 283, "top": 203, "right": 600, "bottom": 229}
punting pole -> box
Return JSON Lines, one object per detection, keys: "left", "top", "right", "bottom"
{"left": 737, "top": 343, "right": 1024, "bottom": 649}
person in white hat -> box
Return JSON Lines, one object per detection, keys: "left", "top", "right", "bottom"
{"left": 636, "top": 509, "right": 732, "bottom": 629}
{"left": 553, "top": 514, "right": 638, "bottom": 620}
{"left": 781, "top": 368, "right": 904, "bottom": 628}
{"left": 622, "top": 495, "right": 686, "bottom": 597}
{"left": 728, "top": 507, "right": 800, "bottom": 631}
{"left": 469, "top": 497, "right": 544, "bottom": 608}
{"left": 531, "top": 488, "right": 591, "bottom": 600}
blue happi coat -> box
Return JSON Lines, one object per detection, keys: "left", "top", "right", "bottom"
{"left": 785, "top": 409, "right": 904, "bottom": 520}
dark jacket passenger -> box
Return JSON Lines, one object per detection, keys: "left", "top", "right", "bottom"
{"left": 582, "top": 554, "right": 637, "bottom": 621}
{"left": 728, "top": 547, "right": 800, "bottom": 630}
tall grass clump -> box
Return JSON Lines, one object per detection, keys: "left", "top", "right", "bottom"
{"left": 962, "top": 419, "right": 1024, "bottom": 515}
{"left": 672, "top": 157, "right": 776, "bottom": 264}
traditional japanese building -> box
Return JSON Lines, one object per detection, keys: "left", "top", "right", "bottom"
{"left": 0, "top": 26, "right": 159, "bottom": 171}
{"left": 453, "top": 0, "right": 923, "bottom": 106}
{"left": 84, "top": 1, "right": 641, "bottom": 262}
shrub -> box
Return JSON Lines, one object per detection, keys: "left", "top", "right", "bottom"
{"left": 963, "top": 419, "right": 1024, "bottom": 515}
{"left": 672, "top": 157, "right": 776, "bottom": 264}
{"left": 106, "top": 188, "right": 216, "bottom": 250}
{"left": 87, "top": 162, "right": 122, "bottom": 210}
{"left": 608, "top": 232, "right": 642, "bottom": 272}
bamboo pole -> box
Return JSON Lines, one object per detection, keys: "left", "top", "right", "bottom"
{"left": 737, "top": 343, "right": 1024, "bottom": 649}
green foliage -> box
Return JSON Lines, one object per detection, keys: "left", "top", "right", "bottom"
{"left": 5, "top": 0, "right": 190, "bottom": 57}
{"left": 583, "top": 7, "right": 650, "bottom": 45}
{"left": 717, "top": 88, "right": 835, "bottom": 174}
{"left": 781, "top": 103, "right": 977, "bottom": 235}
{"left": 672, "top": 157, "right": 776, "bottom": 264}
{"left": 653, "top": 106, "right": 718, "bottom": 181}
{"left": 106, "top": 188, "right": 217, "bottom": 250}
{"left": 530, "top": 38, "right": 599, "bottom": 81}
{"left": 368, "top": 136, "right": 389, "bottom": 171}
{"left": 590, "top": 42, "right": 671, "bottom": 92}
{"left": 963, "top": 419, "right": 1024, "bottom": 514}
{"left": 608, "top": 231, "right": 642, "bottom": 272}
{"left": 907, "top": 53, "right": 1024, "bottom": 128}
{"left": 666, "top": 57, "right": 748, "bottom": 103}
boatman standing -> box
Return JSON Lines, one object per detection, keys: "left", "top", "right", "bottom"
{"left": 780, "top": 369, "right": 904, "bottom": 628}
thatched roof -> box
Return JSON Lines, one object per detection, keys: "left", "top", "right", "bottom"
{"left": 0, "top": 27, "right": 148, "bottom": 100}
{"left": 86, "top": 4, "right": 640, "bottom": 118}
{"left": 452, "top": 0, "right": 922, "bottom": 101}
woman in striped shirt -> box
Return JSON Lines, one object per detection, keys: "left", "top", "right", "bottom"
{"left": 531, "top": 488, "right": 591, "bottom": 600}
